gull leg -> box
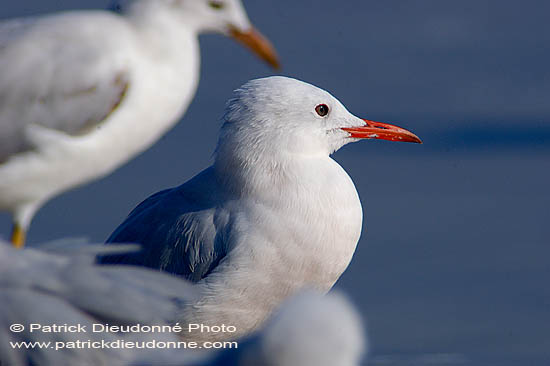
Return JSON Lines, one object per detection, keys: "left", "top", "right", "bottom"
{"left": 12, "top": 202, "right": 40, "bottom": 249}
{"left": 10, "top": 223, "right": 26, "bottom": 249}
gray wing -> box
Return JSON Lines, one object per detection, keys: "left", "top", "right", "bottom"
{"left": 101, "top": 168, "right": 233, "bottom": 282}
{"left": 0, "top": 13, "right": 130, "bottom": 163}
{"left": 0, "top": 241, "right": 199, "bottom": 366}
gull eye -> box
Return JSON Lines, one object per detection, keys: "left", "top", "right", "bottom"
{"left": 315, "top": 104, "right": 329, "bottom": 117}
{"left": 209, "top": 1, "right": 225, "bottom": 10}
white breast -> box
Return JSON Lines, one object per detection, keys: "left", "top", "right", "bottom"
{"left": 248, "top": 156, "right": 363, "bottom": 290}
{"left": 185, "top": 156, "right": 363, "bottom": 341}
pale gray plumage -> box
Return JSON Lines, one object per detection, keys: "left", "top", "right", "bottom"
{"left": 102, "top": 168, "right": 230, "bottom": 281}
{"left": 0, "top": 240, "right": 199, "bottom": 366}
{"left": 212, "top": 291, "right": 367, "bottom": 366}
{"left": 0, "top": 13, "right": 130, "bottom": 163}
{"left": 0, "top": 18, "right": 35, "bottom": 48}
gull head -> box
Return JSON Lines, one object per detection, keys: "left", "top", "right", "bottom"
{"left": 182, "top": 0, "right": 280, "bottom": 68}
{"left": 216, "top": 76, "right": 421, "bottom": 165}
{"left": 119, "top": 0, "right": 279, "bottom": 68}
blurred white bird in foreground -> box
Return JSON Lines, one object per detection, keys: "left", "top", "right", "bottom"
{"left": 0, "top": 240, "right": 198, "bottom": 366}
{"left": 0, "top": 0, "right": 279, "bottom": 248}
{"left": 202, "top": 291, "right": 368, "bottom": 366}
{"left": 103, "top": 76, "right": 421, "bottom": 341}
{"left": 0, "top": 240, "right": 367, "bottom": 366}
{"left": 143, "top": 291, "right": 368, "bottom": 366}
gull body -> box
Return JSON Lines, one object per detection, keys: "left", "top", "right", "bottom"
{"left": 0, "top": 0, "right": 279, "bottom": 247}
{"left": 103, "top": 76, "right": 421, "bottom": 341}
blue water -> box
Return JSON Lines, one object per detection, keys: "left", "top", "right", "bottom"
{"left": 1, "top": 1, "right": 549, "bottom": 364}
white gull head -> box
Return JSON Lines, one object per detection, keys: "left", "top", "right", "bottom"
{"left": 122, "top": 0, "right": 280, "bottom": 67}
{"left": 120, "top": 0, "right": 249, "bottom": 31}
{"left": 215, "top": 76, "right": 420, "bottom": 191}
{"left": 217, "top": 76, "right": 364, "bottom": 158}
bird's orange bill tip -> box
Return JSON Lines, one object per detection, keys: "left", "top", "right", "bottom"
{"left": 342, "top": 119, "right": 422, "bottom": 144}
{"left": 229, "top": 26, "right": 281, "bottom": 70}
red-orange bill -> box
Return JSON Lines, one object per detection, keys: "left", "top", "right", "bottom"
{"left": 342, "top": 119, "right": 422, "bottom": 144}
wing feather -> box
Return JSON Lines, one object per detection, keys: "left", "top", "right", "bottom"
{"left": 101, "top": 168, "right": 232, "bottom": 282}
{"left": 0, "top": 12, "right": 132, "bottom": 163}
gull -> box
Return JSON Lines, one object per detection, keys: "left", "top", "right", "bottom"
{"left": 102, "top": 76, "right": 421, "bottom": 341}
{"left": 0, "top": 0, "right": 279, "bottom": 248}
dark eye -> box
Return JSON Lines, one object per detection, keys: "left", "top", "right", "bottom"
{"left": 315, "top": 104, "right": 329, "bottom": 117}
{"left": 209, "top": 1, "right": 225, "bottom": 9}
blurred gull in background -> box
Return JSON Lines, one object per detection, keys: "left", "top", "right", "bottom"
{"left": 0, "top": 0, "right": 279, "bottom": 248}
{"left": 102, "top": 76, "right": 420, "bottom": 341}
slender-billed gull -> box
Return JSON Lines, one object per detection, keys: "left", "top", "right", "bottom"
{"left": 102, "top": 76, "right": 421, "bottom": 341}
{"left": 0, "top": 0, "right": 279, "bottom": 248}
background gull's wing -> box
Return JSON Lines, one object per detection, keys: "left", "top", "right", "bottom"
{"left": 0, "top": 13, "right": 131, "bottom": 164}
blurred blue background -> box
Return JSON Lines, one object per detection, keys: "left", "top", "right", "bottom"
{"left": 1, "top": 1, "right": 549, "bottom": 365}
